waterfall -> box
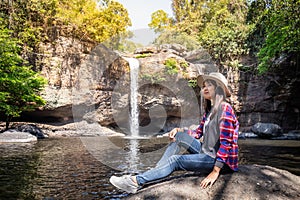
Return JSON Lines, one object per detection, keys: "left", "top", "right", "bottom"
{"left": 123, "top": 57, "right": 140, "bottom": 172}
{"left": 124, "top": 58, "right": 139, "bottom": 137}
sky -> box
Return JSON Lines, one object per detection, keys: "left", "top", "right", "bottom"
{"left": 115, "top": 0, "right": 173, "bottom": 30}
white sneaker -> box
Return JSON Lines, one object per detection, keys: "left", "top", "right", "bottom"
{"left": 109, "top": 175, "right": 138, "bottom": 194}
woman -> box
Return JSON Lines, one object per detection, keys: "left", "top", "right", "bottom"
{"left": 110, "top": 72, "right": 239, "bottom": 194}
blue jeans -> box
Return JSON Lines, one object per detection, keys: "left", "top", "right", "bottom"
{"left": 136, "top": 132, "right": 215, "bottom": 186}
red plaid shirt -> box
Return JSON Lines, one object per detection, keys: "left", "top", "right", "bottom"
{"left": 187, "top": 103, "right": 239, "bottom": 171}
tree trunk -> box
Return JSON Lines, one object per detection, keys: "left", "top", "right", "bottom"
{"left": 5, "top": 115, "right": 11, "bottom": 130}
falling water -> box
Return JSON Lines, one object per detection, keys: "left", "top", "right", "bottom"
{"left": 124, "top": 57, "right": 140, "bottom": 172}
{"left": 125, "top": 58, "right": 140, "bottom": 137}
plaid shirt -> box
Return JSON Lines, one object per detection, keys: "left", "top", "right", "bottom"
{"left": 187, "top": 102, "right": 239, "bottom": 171}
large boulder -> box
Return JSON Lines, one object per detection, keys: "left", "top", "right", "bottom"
{"left": 126, "top": 165, "right": 300, "bottom": 200}
{"left": 251, "top": 122, "right": 283, "bottom": 138}
{"left": 16, "top": 124, "right": 47, "bottom": 139}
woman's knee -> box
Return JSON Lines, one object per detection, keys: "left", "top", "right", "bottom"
{"left": 175, "top": 131, "right": 193, "bottom": 144}
{"left": 175, "top": 131, "right": 185, "bottom": 141}
{"left": 167, "top": 155, "right": 181, "bottom": 165}
{"left": 167, "top": 155, "right": 184, "bottom": 170}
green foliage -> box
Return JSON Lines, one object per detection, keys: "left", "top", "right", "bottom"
{"left": 0, "top": 0, "right": 131, "bottom": 46}
{"left": 0, "top": 25, "right": 46, "bottom": 128}
{"left": 245, "top": 0, "right": 268, "bottom": 53}
{"left": 179, "top": 60, "right": 189, "bottom": 69}
{"left": 254, "top": 0, "right": 300, "bottom": 73}
{"left": 56, "top": 0, "right": 131, "bottom": 43}
{"left": 141, "top": 74, "right": 166, "bottom": 84}
{"left": 0, "top": 0, "right": 58, "bottom": 63}
{"left": 171, "top": 0, "right": 209, "bottom": 35}
{"left": 148, "top": 10, "right": 173, "bottom": 33}
{"left": 200, "top": 23, "right": 251, "bottom": 67}
{"left": 164, "top": 58, "right": 179, "bottom": 75}
{"left": 198, "top": 0, "right": 251, "bottom": 68}
{"left": 164, "top": 0, "right": 300, "bottom": 74}
{"left": 152, "top": 0, "right": 251, "bottom": 68}
{"left": 188, "top": 79, "right": 197, "bottom": 88}
{"left": 135, "top": 53, "right": 153, "bottom": 58}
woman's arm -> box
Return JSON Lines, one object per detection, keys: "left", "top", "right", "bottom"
{"left": 200, "top": 166, "right": 221, "bottom": 188}
{"left": 186, "top": 113, "right": 207, "bottom": 139}
{"left": 216, "top": 103, "right": 239, "bottom": 171}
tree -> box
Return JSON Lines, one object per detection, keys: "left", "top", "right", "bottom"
{"left": 253, "top": 0, "right": 300, "bottom": 73}
{"left": 0, "top": 0, "right": 131, "bottom": 46}
{"left": 171, "top": 0, "right": 208, "bottom": 34}
{"left": 150, "top": 0, "right": 251, "bottom": 68}
{"left": 0, "top": 24, "right": 46, "bottom": 130}
{"left": 56, "top": 0, "right": 131, "bottom": 43}
{"left": 148, "top": 10, "right": 172, "bottom": 33}
{"left": 198, "top": 0, "right": 251, "bottom": 67}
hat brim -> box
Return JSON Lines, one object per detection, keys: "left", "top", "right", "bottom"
{"left": 197, "top": 75, "right": 231, "bottom": 97}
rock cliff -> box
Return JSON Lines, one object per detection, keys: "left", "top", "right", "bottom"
{"left": 22, "top": 36, "right": 300, "bottom": 133}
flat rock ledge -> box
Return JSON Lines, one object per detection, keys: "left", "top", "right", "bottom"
{"left": 0, "top": 131, "right": 37, "bottom": 143}
{"left": 126, "top": 165, "right": 300, "bottom": 200}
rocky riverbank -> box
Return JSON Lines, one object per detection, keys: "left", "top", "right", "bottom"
{"left": 1, "top": 121, "right": 300, "bottom": 143}
{"left": 0, "top": 121, "right": 124, "bottom": 140}
{"left": 126, "top": 165, "right": 300, "bottom": 200}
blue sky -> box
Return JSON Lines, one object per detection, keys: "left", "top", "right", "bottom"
{"left": 116, "top": 0, "right": 173, "bottom": 30}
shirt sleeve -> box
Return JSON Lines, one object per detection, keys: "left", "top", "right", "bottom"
{"left": 186, "top": 113, "right": 206, "bottom": 139}
{"left": 215, "top": 103, "right": 239, "bottom": 168}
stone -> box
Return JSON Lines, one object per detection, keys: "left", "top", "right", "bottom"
{"left": 134, "top": 46, "right": 158, "bottom": 54}
{"left": 158, "top": 44, "right": 187, "bottom": 56}
{"left": 238, "top": 132, "right": 258, "bottom": 139}
{"left": 16, "top": 124, "right": 47, "bottom": 139}
{"left": 286, "top": 130, "right": 300, "bottom": 140}
{"left": 125, "top": 165, "right": 300, "bottom": 200}
{"left": 271, "top": 130, "right": 300, "bottom": 140}
{"left": 251, "top": 122, "right": 283, "bottom": 138}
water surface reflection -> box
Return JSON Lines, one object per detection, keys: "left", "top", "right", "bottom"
{"left": 0, "top": 137, "right": 299, "bottom": 199}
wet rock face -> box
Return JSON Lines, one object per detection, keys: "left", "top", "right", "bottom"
{"left": 237, "top": 62, "right": 300, "bottom": 132}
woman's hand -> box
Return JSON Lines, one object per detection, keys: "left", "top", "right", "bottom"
{"left": 200, "top": 166, "right": 220, "bottom": 189}
{"left": 168, "top": 128, "right": 181, "bottom": 142}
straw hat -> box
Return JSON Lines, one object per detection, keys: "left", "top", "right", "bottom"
{"left": 197, "top": 72, "right": 231, "bottom": 97}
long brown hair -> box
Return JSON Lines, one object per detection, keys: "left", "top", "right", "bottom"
{"left": 201, "top": 79, "right": 226, "bottom": 119}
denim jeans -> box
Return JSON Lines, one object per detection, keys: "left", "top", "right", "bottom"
{"left": 136, "top": 131, "right": 215, "bottom": 186}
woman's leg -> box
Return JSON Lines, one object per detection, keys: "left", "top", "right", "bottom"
{"left": 156, "top": 131, "right": 201, "bottom": 167}
{"left": 136, "top": 153, "right": 215, "bottom": 186}
{"left": 110, "top": 132, "right": 206, "bottom": 193}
